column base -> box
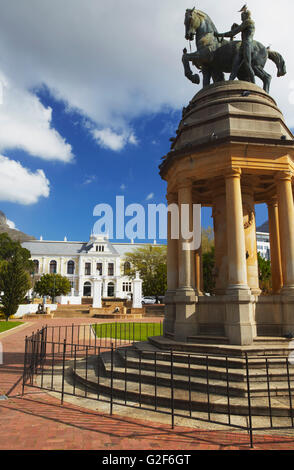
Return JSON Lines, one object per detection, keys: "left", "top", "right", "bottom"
{"left": 225, "top": 289, "right": 256, "bottom": 345}
{"left": 173, "top": 288, "right": 198, "bottom": 342}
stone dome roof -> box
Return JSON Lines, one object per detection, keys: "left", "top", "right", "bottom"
{"left": 160, "top": 81, "right": 294, "bottom": 177}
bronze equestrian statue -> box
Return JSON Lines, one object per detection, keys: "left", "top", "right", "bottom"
{"left": 182, "top": 6, "right": 286, "bottom": 93}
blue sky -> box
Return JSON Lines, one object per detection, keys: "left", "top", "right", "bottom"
{"left": 0, "top": 0, "right": 291, "bottom": 243}
{"left": 0, "top": 87, "right": 269, "bottom": 242}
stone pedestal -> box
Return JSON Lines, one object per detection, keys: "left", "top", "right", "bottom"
{"left": 92, "top": 277, "right": 102, "bottom": 308}
{"left": 132, "top": 272, "right": 143, "bottom": 309}
{"left": 159, "top": 81, "right": 294, "bottom": 345}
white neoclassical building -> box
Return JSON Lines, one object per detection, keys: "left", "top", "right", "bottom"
{"left": 22, "top": 234, "right": 160, "bottom": 300}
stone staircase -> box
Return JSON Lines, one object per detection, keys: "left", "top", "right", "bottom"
{"left": 70, "top": 340, "right": 294, "bottom": 418}
{"left": 53, "top": 304, "right": 91, "bottom": 318}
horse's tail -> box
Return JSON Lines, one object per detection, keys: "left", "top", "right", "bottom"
{"left": 268, "top": 49, "right": 287, "bottom": 77}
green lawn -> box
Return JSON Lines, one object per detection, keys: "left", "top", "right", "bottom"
{"left": 93, "top": 322, "right": 163, "bottom": 342}
{"left": 0, "top": 321, "right": 23, "bottom": 333}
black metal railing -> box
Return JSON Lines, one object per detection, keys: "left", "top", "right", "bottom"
{"left": 22, "top": 323, "right": 294, "bottom": 449}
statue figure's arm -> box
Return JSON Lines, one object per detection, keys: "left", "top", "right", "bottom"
{"left": 215, "top": 22, "right": 244, "bottom": 38}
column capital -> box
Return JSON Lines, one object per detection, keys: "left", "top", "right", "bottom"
{"left": 225, "top": 168, "right": 242, "bottom": 180}
{"left": 275, "top": 170, "right": 293, "bottom": 183}
{"left": 177, "top": 178, "right": 193, "bottom": 191}
{"left": 267, "top": 196, "right": 278, "bottom": 209}
{"left": 166, "top": 191, "right": 178, "bottom": 204}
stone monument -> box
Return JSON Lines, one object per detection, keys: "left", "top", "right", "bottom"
{"left": 159, "top": 6, "right": 293, "bottom": 346}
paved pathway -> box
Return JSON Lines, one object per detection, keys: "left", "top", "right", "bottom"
{"left": 1, "top": 318, "right": 294, "bottom": 451}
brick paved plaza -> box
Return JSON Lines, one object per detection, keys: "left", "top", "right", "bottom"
{"left": 1, "top": 318, "right": 294, "bottom": 451}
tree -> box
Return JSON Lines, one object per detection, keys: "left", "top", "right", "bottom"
{"left": 34, "top": 273, "right": 71, "bottom": 301}
{"left": 0, "top": 233, "right": 34, "bottom": 272}
{"left": 202, "top": 227, "right": 214, "bottom": 254}
{"left": 258, "top": 252, "right": 272, "bottom": 293}
{"left": 0, "top": 250, "right": 31, "bottom": 320}
{"left": 124, "top": 245, "right": 167, "bottom": 296}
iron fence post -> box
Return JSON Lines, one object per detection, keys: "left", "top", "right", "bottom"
{"left": 245, "top": 353, "right": 254, "bottom": 449}
{"left": 22, "top": 336, "right": 28, "bottom": 396}
{"left": 61, "top": 339, "right": 67, "bottom": 405}
{"left": 171, "top": 348, "right": 174, "bottom": 429}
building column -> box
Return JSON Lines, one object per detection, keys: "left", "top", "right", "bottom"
{"left": 212, "top": 189, "right": 228, "bottom": 294}
{"left": 224, "top": 169, "right": 255, "bottom": 345}
{"left": 177, "top": 181, "right": 194, "bottom": 292}
{"left": 242, "top": 189, "right": 260, "bottom": 295}
{"left": 173, "top": 180, "right": 197, "bottom": 341}
{"left": 195, "top": 248, "right": 202, "bottom": 295}
{"left": 166, "top": 192, "right": 178, "bottom": 291}
{"left": 267, "top": 197, "right": 283, "bottom": 294}
{"left": 225, "top": 169, "right": 248, "bottom": 291}
{"left": 276, "top": 171, "right": 294, "bottom": 293}
{"left": 164, "top": 191, "right": 178, "bottom": 336}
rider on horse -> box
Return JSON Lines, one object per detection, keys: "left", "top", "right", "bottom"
{"left": 214, "top": 5, "right": 255, "bottom": 83}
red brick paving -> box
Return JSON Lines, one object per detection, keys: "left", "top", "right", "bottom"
{"left": 1, "top": 318, "right": 294, "bottom": 450}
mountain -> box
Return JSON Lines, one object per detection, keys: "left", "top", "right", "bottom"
{"left": 0, "top": 211, "right": 36, "bottom": 242}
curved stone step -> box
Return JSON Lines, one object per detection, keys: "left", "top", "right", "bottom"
{"left": 70, "top": 356, "right": 294, "bottom": 418}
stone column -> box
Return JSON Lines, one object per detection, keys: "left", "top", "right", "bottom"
{"left": 224, "top": 169, "right": 255, "bottom": 345}
{"left": 225, "top": 169, "right": 248, "bottom": 291}
{"left": 132, "top": 272, "right": 143, "bottom": 309}
{"left": 242, "top": 189, "right": 260, "bottom": 295}
{"left": 267, "top": 197, "right": 283, "bottom": 294}
{"left": 276, "top": 171, "right": 294, "bottom": 293}
{"left": 166, "top": 192, "right": 178, "bottom": 291}
{"left": 164, "top": 192, "right": 178, "bottom": 336}
{"left": 212, "top": 188, "right": 228, "bottom": 294}
{"left": 92, "top": 277, "right": 102, "bottom": 308}
{"left": 195, "top": 248, "right": 202, "bottom": 295}
{"left": 177, "top": 181, "right": 194, "bottom": 291}
{"left": 174, "top": 180, "right": 197, "bottom": 341}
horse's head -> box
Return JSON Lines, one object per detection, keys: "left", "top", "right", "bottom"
{"left": 184, "top": 8, "right": 203, "bottom": 41}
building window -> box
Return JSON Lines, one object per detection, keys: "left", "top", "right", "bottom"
{"left": 67, "top": 260, "right": 75, "bottom": 275}
{"left": 96, "top": 245, "right": 105, "bottom": 252}
{"left": 85, "top": 262, "right": 91, "bottom": 275}
{"left": 33, "top": 259, "right": 39, "bottom": 274}
{"left": 96, "top": 263, "right": 103, "bottom": 275}
{"left": 83, "top": 281, "right": 92, "bottom": 297}
{"left": 107, "top": 282, "right": 115, "bottom": 297}
{"left": 108, "top": 263, "right": 114, "bottom": 276}
{"left": 49, "top": 260, "right": 57, "bottom": 274}
{"left": 124, "top": 261, "right": 131, "bottom": 275}
{"left": 123, "top": 282, "right": 132, "bottom": 292}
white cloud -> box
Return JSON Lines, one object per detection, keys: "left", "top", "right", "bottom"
{"left": 120, "top": 184, "right": 126, "bottom": 190}
{"left": 0, "top": 75, "right": 73, "bottom": 162}
{"left": 0, "top": 155, "right": 50, "bottom": 205}
{"left": 92, "top": 128, "right": 138, "bottom": 152}
{"left": 0, "top": 0, "right": 292, "bottom": 144}
{"left": 6, "top": 219, "right": 16, "bottom": 229}
{"left": 83, "top": 175, "right": 96, "bottom": 185}
{"left": 146, "top": 193, "right": 154, "bottom": 201}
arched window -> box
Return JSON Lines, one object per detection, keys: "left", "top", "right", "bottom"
{"left": 33, "top": 259, "right": 39, "bottom": 274}
{"left": 83, "top": 281, "right": 92, "bottom": 297}
{"left": 67, "top": 260, "right": 75, "bottom": 275}
{"left": 124, "top": 261, "right": 131, "bottom": 275}
{"left": 49, "top": 260, "right": 57, "bottom": 274}
{"left": 107, "top": 282, "right": 115, "bottom": 297}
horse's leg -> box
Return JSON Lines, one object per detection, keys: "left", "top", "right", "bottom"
{"left": 182, "top": 51, "right": 200, "bottom": 84}
{"left": 202, "top": 69, "right": 211, "bottom": 87}
{"left": 211, "top": 70, "right": 225, "bottom": 83}
{"left": 253, "top": 65, "right": 272, "bottom": 94}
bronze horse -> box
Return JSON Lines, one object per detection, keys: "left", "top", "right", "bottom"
{"left": 182, "top": 8, "right": 286, "bottom": 93}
